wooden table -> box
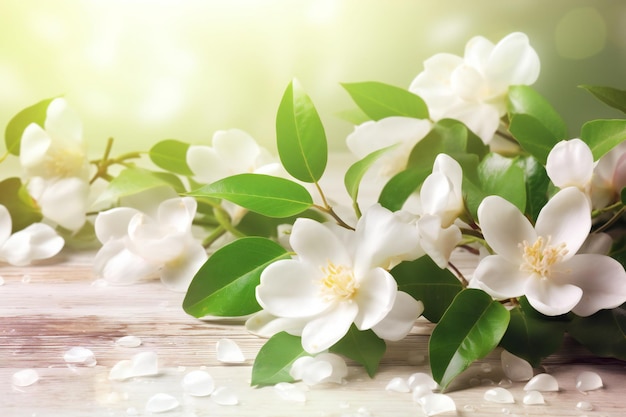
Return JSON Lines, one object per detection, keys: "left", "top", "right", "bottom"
{"left": 1, "top": 248, "right": 625, "bottom": 417}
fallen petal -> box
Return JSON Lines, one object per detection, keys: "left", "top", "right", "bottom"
{"left": 274, "top": 382, "right": 307, "bottom": 402}
{"left": 182, "top": 370, "right": 215, "bottom": 397}
{"left": 63, "top": 347, "right": 96, "bottom": 367}
{"left": 216, "top": 338, "right": 245, "bottom": 363}
{"left": 484, "top": 387, "right": 515, "bottom": 404}
{"left": 501, "top": 350, "right": 533, "bottom": 381}
{"left": 145, "top": 393, "right": 179, "bottom": 413}
{"left": 523, "top": 390, "right": 545, "bottom": 405}
{"left": 524, "top": 373, "right": 559, "bottom": 391}
{"left": 212, "top": 386, "right": 239, "bottom": 405}
{"left": 575, "top": 371, "right": 603, "bottom": 392}
{"left": 408, "top": 372, "right": 438, "bottom": 391}
{"left": 130, "top": 351, "right": 159, "bottom": 377}
{"left": 108, "top": 360, "right": 134, "bottom": 381}
{"left": 385, "top": 377, "right": 410, "bottom": 393}
{"left": 12, "top": 369, "right": 39, "bottom": 387}
{"left": 418, "top": 393, "right": 457, "bottom": 416}
{"left": 115, "top": 336, "right": 142, "bottom": 348}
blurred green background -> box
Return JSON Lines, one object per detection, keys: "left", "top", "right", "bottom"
{"left": 1, "top": 0, "right": 625, "bottom": 160}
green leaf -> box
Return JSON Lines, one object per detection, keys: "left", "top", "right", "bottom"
{"left": 429, "top": 289, "right": 510, "bottom": 391}
{"left": 463, "top": 153, "right": 527, "bottom": 219}
{"left": 335, "top": 107, "right": 370, "bottom": 125}
{"left": 514, "top": 156, "right": 549, "bottom": 221}
{"left": 580, "top": 119, "right": 626, "bottom": 160}
{"left": 378, "top": 166, "right": 430, "bottom": 211}
{"left": 507, "top": 85, "right": 568, "bottom": 164}
{"left": 149, "top": 139, "right": 194, "bottom": 176}
{"left": 330, "top": 325, "right": 386, "bottom": 378}
{"left": 237, "top": 209, "right": 327, "bottom": 238}
{"left": 567, "top": 303, "right": 626, "bottom": 361}
{"left": 345, "top": 145, "right": 397, "bottom": 206}
{"left": 5, "top": 98, "right": 55, "bottom": 156}
{"left": 183, "top": 237, "right": 289, "bottom": 318}
{"left": 392, "top": 256, "right": 463, "bottom": 323}
{"left": 500, "top": 297, "right": 567, "bottom": 367}
{"left": 341, "top": 81, "right": 429, "bottom": 120}
{"left": 0, "top": 177, "right": 42, "bottom": 232}
{"left": 580, "top": 85, "right": 626, "bottom": 114}
{"left": 276, "top": 79, "right": 327, "bottom": 183}
{"left": 251, "top": 332, "right": 308, "bottom": 386}
{"left": 94, "top": 167, "right": 186, "bottom": 207}
{"left": 189, "top": 173, "right": 313, "bottom": 218}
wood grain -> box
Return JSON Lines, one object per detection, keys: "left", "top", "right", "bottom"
{"left": 2, "top": 248, "right": 625, "bottom": 416}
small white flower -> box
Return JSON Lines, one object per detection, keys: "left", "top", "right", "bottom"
{"left": 473, "top": 187, "right": 626, "bottom": 316}
{"left": 546, "top": 139, "right": 594, "bottom": 194}
{"left": 19, "top": 98, "right": 90, "bottom": 231}
{"left": 410, "top": 32, "right": 540, "bottom": 143}
{"left": 0, "top": 204, "right": 64, "bottom": 266}
{"left": 246, "top": 204, "right": 423, "bottom": 353}
{"left": 591, "top": 141, "right": 626, "bottom": 208}
{"left": 93, "top": 197, "right": 207, "bottom": 291}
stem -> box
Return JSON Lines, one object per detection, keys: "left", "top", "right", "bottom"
{"left": 594, "top": 206, "right": 626, "bottom": 234}
{"left": 313, "top": 204, "right": 355, "bottom": 230}
{"left": 89, "top": 137, "right": 143, "bottom": 184}
{"left": 448, "top": 261, "right": 469, "bottom": 287}
{"left": 0, "top": 150, "right": 9, "bottom": 164}
{"left": 213, "top": 205, "right": 246, "bottom": 238}
{"left": 592, "top": 201, "right": 622, "bottom": 218}
{"left": 202, "top": 226, "right": 227, "bottom": 248}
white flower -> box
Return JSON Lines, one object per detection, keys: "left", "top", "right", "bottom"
{"left": 19, "top": 98, "right": 90, "bottom": 231}
{"left": 546, "top": 139, "right": 594, "bottom": 194}
{"left": 93, "top": 197, "right": 208, "bottom": 291}
{"left": 410, "top": 32, "right": 540, "bottom": 143}
{"left": 473, "top": 187, "right": 626, "bottom": 316}
{"left": 290, "top": 352, "right": 348, "bottom": 386}
{"left": 186, "top": 129, "right": 280, "bottom": 184}
{"left": 246, "top": 204, "right": 424, "bottom": 353}
{"left": 346, "top": 117, "right": 432, "bottom": 178}
{"left": 0, "top": 204, "right": 64, "bottom": 266}
{"left": 591, "top": 141, "right": 626, "bottom": 208}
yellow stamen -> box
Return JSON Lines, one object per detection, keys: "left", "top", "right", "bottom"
{"left": 319, "top": 261, "right": 358, "bottom": 302}
{"left": 519, "top": 236, "right": 568, "bottom": 278}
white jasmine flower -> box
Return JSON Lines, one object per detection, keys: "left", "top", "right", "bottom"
{"left": 473, "top": 187, "right": 626, "bottom": 316}
{"left": 93, "top": 197, "right": 208, "bottom": 291}
{"left": 19, "top": 98, "right": 90, "bottom": 231}
{"left": 346, "top": 117, "right": 432, "bottom": 178}
{"left": 247, "top": 204, "right": 424, "bottom": 353}
{"left": 591, "top": 141, "right": 626, "bottom": 208}
{"left": 186, "top": 128, "right": 280, "bottom": 184}
{"left": 0, "top": 204, "right": 64, "bottom": 266}
{"left": 410, "top": 32, "right": 540, "bottom": 143}
{"left": 546, "top": 139, "right": 594, "bottom": 194}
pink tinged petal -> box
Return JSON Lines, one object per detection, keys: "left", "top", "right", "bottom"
{"left": 353, "top": 268, "right": 397, "bottom": 330}
{"left": 44, "top": 98, "right": 83, "bottom": 145}
{"left": 186, "top": 145, "right": 230, "bottom": 184}
{"left": 372, "top": 292, "right": 423, "bottom": 341}
{"left": 0, "top": 205, "right": 11, "bottom": 245}
{"left": 94, "top": 207, "right": 140, "bottom": 243}
{"left": 353, "top": 204, "right": 421, "bottom": 273}
{"left": 535, "top": 187, "right": 591, "bottom": 259}
{"left": 93, "top": 240, "right": 158, "bottom": 284}
{"left": 524, "top": 277, "right": 582, "bottom": 316}
{"left": 289, "top": 218, "right": 351, "bottom": 268}
{"left": 486, "top": 32, "right": 540, "bottom": 89}
{"left": 546, "top": 139, "right": 594, "bottom": 189}
{"left": 20, "top": 123, "right": 52, "bottom": 172}
{"left": 157, "top": 197, "right": 197, "bottom": 233}
{"left": 245, "top": 311, "right": 306, "bottom": 338}
{"left": 478, "top": 195, "right": 536, "bottom": 264}
{"left": 160, "top": 241, "right": 208, "bottom": 292}
{"left": 256, "top": 259, "right": 329, "bottom": 318}
{"left": 558, "top": 255, "right": 626, "bottom": 316}
{"left": 473, "top": 255, "right": 529, "bottom": 299}
{"left": 301, "top": 302, "right": 359, "bottom": 353}
{"left": 34, "top": 177, "right": 88, "bottom": 232}
{"left": 418, "top": 215, "right": 461, "bottom": 269}
{"left": 0, "top": 223, "right": 64, "bottom": 266}
{"left": 213, "top": 129, "right": 260, "bottom": 171}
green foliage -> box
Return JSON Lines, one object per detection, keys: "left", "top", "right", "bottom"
{"left": 392, "top": 256, "right": 463, "bottom": 323}
{"left": 183, "top": 237, "right": 289, "bottom": 318}
{"left": 429, "top": 289, "right": 510, "bottom": 391}
{"left": 344, "top": 145, "right": 397, "bottom": 211}
{"left": 4, "top": 98, "right": 55, "bottom": 156}
{"left": 149, "top": 139, "right": 194, "bottom": 176}
{"left": 0, "top": 177, "right": 42, "bottom": 232}
{"left": 507, "top": 85, "right": 568, "bottom": 164}
{"left": 251, "top": 332, "right": 308, "bottom": 386}
{"left": 513, "top": 156, "right": 549, "bottom": 221}
{"left": 329, "top": 326, "right": 386, "bottom": 378}
{"left": 341, "top": 81, "right": 429, "bottom": 120}
{"left": 580, "top": 84, "right": 626, "bottom": 114}
{"left": 500, "top": 297, "right": 567, "bottom": 367}
{"left": 189, "top": 173, "right": 313, "bottom": 218}
{"left": 580, "top": 119, "right": 626, "bottom": 160}
{"left": 567, "top": 303, "right": 626, "bottom": 361}
{"left": 276, "top": 79, "right": 327, "bottom": 183}
{"left": 236, "top": 209, "right": 327, "bottom": 239}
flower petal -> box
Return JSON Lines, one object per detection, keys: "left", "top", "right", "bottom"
{"left": 535, "top": 187, "right": 591, "bottom": 258}
{"left": 418, "top": 215, "right": 461, "bottom": 269}
{"left": 212, "top": 129, "right": 260, "bottom": 171}
{"left": 559, "top": 255, "right": 626, "bottom": 316}
{"left": 546, "top": 139, "right": 594, "bottom": 189}
{"left": 372, "top": 292, "right": 423, "bottom": 341}
{"left": 157, "top": 197, "right": 197, "bottom": 233}
{"left": 30, "top": 177, "right": 88, "bottom": 232}
{"left": 186, "top": 145, "right": 230, "bottom": 184}
{"left": 160, "top": 240, "right": 208, "bottom": 292}
{"left": 245, "top": 311, "right": 305, "bottom": 337}
{"left": 486, "top": 32, "right": 540, "bottom": 90}
{"left": 289, "top": 218, "right": 351, "bottom": 269}
{"left": 301, "top": 302, "right": 359, "bottom": 353}
{"left": 93, "top": 240, "right": 158, "bottom": 284}
{"left": 473, "top": 255, "right": 528, "bottom": 299}
{"left": 44, "top": 98, "right": 83, "bottom": 145}
{"left": 256, "top": 259, "right": 329, "bottom": 318}
{"left": 20, "top": 123, "right": 52, "bottom": 174}
{"left": 0, "top": 205, "right": 11, "bottom": 246}
{"left": 524, "top": 276, "right": 582, "bottom": 316}
{"left": 0, "top": 223, "right": 64, "bottom": 266}
{"left": 353, "top": 267, "right": 397, "bottom": 330}
{"left": 478, "top": 195, "right": 535, "bottom": 263}
{"left": 94, "top": 207, "right": 140, "bottom": 243}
